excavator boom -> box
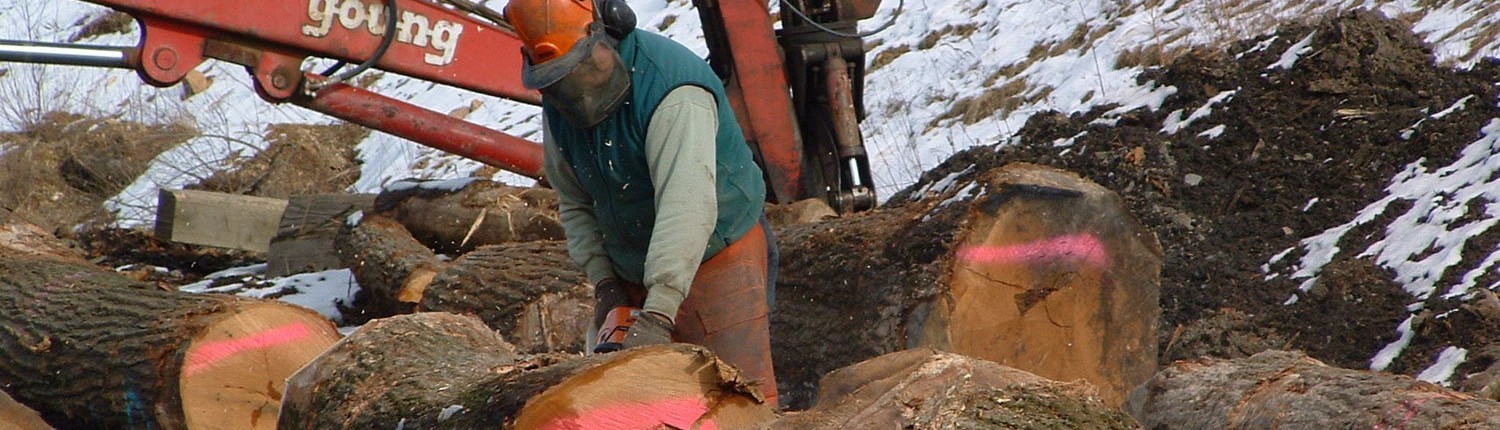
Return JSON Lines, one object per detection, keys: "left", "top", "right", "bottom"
{"left": 1, "top": 0, "right": 882, "bottom": 211}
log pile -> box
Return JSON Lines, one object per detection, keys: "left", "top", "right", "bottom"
{"left": 337, "top": 213, "right": 592, "bottom": 353}
{"left": 1126, "top": 350, "right": 1500, "bottom": 429}
{"left": 0, "top": 247, "right": 341, "bottom": 429}
{"left": 338, "top": 162, "right": 1163, "bottom": 408}
{"left": 280, "top": 312, "right": 776, "bottom": 429}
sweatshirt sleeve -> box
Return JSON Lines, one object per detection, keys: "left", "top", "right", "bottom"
{"left": 542, "top": 119, "right": 617, "bottom": 285}
{"left": 639, "top": 86, "right": 720, "bottom": 322}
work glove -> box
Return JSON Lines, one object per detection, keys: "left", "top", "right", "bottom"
{"left": 621, "top": 310, "right": 674, "bottom": 349}
{"left": 592, "top": 278, "right": 630, "bottom": 333}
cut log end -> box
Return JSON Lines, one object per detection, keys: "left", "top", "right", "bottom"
{"left": 1, "top": 390, "right": 53, "bottom": 430}
{"left": 515, "top": 344, "right": 775, "bottom": 430}
{"left": 921, "top": 162, "right": 1162, "bottom": 407}
{"left": 180, "top": 303, "right": 341, "bottom": 430}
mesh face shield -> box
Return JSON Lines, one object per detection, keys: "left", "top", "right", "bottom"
{"left": 522, "top": 25, "right": 631, "bottom": 128}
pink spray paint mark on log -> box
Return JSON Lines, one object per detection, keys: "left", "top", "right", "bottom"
{"left": 956, "top": 233, "right": 1109, "bottom": 268}
{"left": 537, "top": 396, "right": 716, "bottom": 430}
{"left": 183, "top": 322, "right": 311, "bottom": 376}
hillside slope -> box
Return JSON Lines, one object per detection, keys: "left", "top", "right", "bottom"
{"left": 896, "top": 10, "right": 1500, "bottom": 389}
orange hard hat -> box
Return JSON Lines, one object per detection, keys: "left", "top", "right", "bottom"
{"left": 505, "top": 0, "right": 596, "bottom": 64}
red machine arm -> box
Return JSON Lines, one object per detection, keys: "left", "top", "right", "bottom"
{"left": 99, "top": 0, "right": 537, "bottom": 103}
{"left": 8, "top": 0, "right": 882, "bottom": 209}
{"left": 62, "top": 0, "right": 548, "bottom": 179}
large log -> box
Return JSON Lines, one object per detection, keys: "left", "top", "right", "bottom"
{"left": 280, "top": 312, "right": 775, "bottom": 429}
{"left": 767, "top": 348, "right": 1138, "bottom": 429}
{"left": 773, "top": 162, "right": 1162, "bottom": 408}
{"left": 0, "top": 257, "right": 342, "bottom": 430}
{"left": 1126, "top": 350, "right": 1500, "bottom": 429}
{"left": 373, "top": 178, "right": 563, "bottom": 254}
{"left": 337, "top": 213, "right": 591, "bottom": 353}
{"left": 336, "top": 213, "right": 447, "bottom": 319}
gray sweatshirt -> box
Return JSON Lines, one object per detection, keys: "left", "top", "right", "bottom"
{"left": 543, "top": 85, "right": 719, "bottom": 322}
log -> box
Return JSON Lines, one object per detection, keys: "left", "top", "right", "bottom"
{"left": 373, "top": 178, "right": 563, "bottom": 254}
{"left": 773, "top": 162, "right": 1162, "bottom": 409}
{"left": 1, "top": 390, "right": 53, "bottom": 430}
{"left": 1127, "top": 350, "right": 1500, "bottom": 429}
{"left": 336, "top": 213, "right": 446, "bottom": 319}
{"left": 280, "top": 312, "right": 775, "bottom": 429}
{"left": 0, "top": 257, "right": 342, "bottom": 430}
{"left": 767, "top": 348, "right": 1137, "bottom": 429}
{"left": 337, "top": 213, "right": 591, "bottom": 353}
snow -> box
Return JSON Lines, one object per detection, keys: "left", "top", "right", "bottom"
{"left": 1416, "top": 346, "right": 1468, "bottom": 387}
{"left": 384, "top": 177, "right": 483, "bottom": 193}
{"left": 1286, "top": 120, "right": 1500, "bottom": 301}
{"left": 1267, "top": 31, "right": 1316, "bottom": 70}
{"left": 1370, "top": 315, "right": 1415, "bottom": 372}
{"left": 908, "top": 165, "right": 974, "bottom": 201}
{"left": 1162, "top": 90, "right": 1237, "bottom": 135}
{"left": 1197, "top": 124, "right": 1226, "bottom": 139}
{"left": 1432, "top": 95, "right": 1475, "bottom": 119}
{"left": 181, "top": 267, "right": 360, "bottom": 327}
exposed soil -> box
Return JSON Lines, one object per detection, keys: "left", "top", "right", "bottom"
{"left": 893, "top": 9, "right": 1500, "bottom": 384}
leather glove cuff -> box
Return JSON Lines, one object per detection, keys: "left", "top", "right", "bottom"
{"left": 621, "top": 310, "right": 674, "bottom": 349}
{"left": 593, "top": 278, "right": 630, "bottom": 329}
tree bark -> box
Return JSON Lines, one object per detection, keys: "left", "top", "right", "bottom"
{"left": 338, "top": 213, "right": 591, "bottom": 353}
{"left": 772, "top": 162, "right": 1163, "bottom": 409}
{"left": 336, "top": 213, "right": 445, "bottom": 319}
{"left": 280, "top": 312, "right": 775, "bottom": 429}
{"left": 1126, "top": 350, "right": 1500, "bottom": 429}
{"left": 768, "top": 348, "right": 1137, "bottom": 429}
{"left": 0, "top": 257, "right": 341, "bottom": 430}
{"left": 373, "top": 178, "right": 563, "bottom": 254}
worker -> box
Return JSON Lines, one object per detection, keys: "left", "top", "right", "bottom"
{"left": 505, "top": 0, "right": 779, "bottom": 404}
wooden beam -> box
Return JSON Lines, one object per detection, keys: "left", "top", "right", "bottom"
{"left": 267, "top": 193, "right": 375, "bottom": 276}
{"left": 155, "top": 189, "right": 288, "bottom": 252}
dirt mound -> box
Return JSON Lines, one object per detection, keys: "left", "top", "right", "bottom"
{"left": 192, "top": 123, "right": 366, "bottom": 198}
{"left": 63, "top": 227, "right": 260, "bottom": 283}
{"left": 893, "top": 9, "right": 1500, "bottom": 382}
{"left": 0, "top": 112, "right": 190, "bottom": 232}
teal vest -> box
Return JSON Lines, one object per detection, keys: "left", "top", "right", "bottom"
{"left": 545, "top": 30, "right": 766, "bottom": 284}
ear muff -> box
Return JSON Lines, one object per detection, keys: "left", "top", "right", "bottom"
{"left": 593, "top": 0, "right": 636, "bottom": 39}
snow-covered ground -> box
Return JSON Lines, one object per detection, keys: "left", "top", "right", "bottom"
{"left": 4, "top": 0, "right": 1499, "bottom": 381}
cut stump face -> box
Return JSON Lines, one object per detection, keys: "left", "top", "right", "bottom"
{"left": 922, "top": 163, "right": 1162, "bottom": 407}
{"left": 179, "top": 303, "right": 342, "bottom": 430}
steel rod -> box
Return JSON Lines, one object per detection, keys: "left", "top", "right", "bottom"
{"left": 0, "top": 39, "right": 130, "bottom": 68}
